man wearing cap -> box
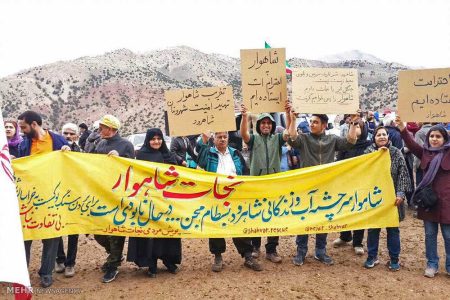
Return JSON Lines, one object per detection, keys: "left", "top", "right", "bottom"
{"left": 17, "top": 110, "right": 69, "bottom": 288}
{"left": 286, "top": 106, "right": 359, "bottom": 267}
{"left": 93, "top": 114, "right": 135, "bottom": 283}
{"left": 240, "top": 104, "right": 290, "bottom": 263}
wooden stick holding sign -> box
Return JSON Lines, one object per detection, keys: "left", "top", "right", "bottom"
{"left": 292, "top": 68, "right": 359, "bottom": 114}
{"left": 241, "top": 48, "right": 287, "bottom": 113}
{"left": 398, "top": 68, "right": 450, "bottom": 122}
{"left": 165, "top": 86, "right": 236, "bottom": 136}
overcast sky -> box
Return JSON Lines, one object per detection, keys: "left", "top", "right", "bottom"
{"left": 0, "top": 0, "right": 449, "bottom": 77}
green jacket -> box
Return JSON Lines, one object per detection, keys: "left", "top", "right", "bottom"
{"left": 248, "top": 133, "right": 284, "bottom": 175}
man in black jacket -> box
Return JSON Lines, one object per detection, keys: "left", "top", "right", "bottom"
{"left": 78, "top": 123, "right": 91, "bottom": 151}
{"left": 93, "top": 115, "right": 135, "bottom": 283}
{"left": 170, "top": 136, "right": 197, "bottom": 166}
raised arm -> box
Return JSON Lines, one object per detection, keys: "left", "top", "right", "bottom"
{"left": 346, "top": 109, "right": 360, "bottom": 144}
{"left": 395, "top": 115, "right": 423, "bottom": 159}
{"left": 287, "top": 103, "right": 299, "bottom": 140}
{"left": 240, "top": 104, "right": 251, "bottom": 143}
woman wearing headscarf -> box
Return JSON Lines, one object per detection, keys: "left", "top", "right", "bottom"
{"left": 127, "top": 128, "right": 181, "bottom": 277}
{"left": 333, "top": 120, "right": 372, "bottom": 255}
{"left": 363, "top": 126, "right": 412, "bottom": 271}
{"left": 4, "top": 120, "right": 22, "bottom": 158}
{"left": 396, "top": 117, "right": 450, "bottom": 278}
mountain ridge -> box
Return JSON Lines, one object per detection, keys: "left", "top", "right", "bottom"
{"left": 0, "top": 46, "right": 407, "bottom": 135}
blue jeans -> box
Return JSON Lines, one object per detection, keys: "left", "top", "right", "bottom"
{"left": 424, "top": 221, "right": 450, "bottom": 272}
{"left": 56, "top": 235, "right": 79, "bottom": 267}
{"left": 296, "top": 234, "right": 328, "bottom": 257}
{"left": 367, "top": 227, "right": 400, "bottom": 262}
{"left": 25, "top": 238, "right": 60, "bottom": 279}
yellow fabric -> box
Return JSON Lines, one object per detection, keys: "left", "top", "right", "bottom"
{"left": 99, "top": 114, "right": 121, "bottom": 129}
{"left": 12, "top": 150, "right": 399, "bottom": 240}
{"left": 30, "top": 131, "right": 53, "bottom": 155}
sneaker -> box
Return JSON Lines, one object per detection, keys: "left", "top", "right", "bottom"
{"left": 314, "top": 254, "right": 334, "bottom": 265}
{"left": 64, "top": 266, "right": 75, "bottom": 278}
{"left": 388, "top": 260, "right": 400, "bottom": 271}
{"left": 424, "top": 267, "right": 438, "bottom": 278}
{"left": 55, "top": 262, "right": 65, "bottom": 273}
{"left": 266, "top": 252, "right": 282, "bottom": 263}
{"left": 244, "top": 257, "right": 263, "bottom": 271}
{"left": 292, "top": 254, "right": 305, "bottom": 266}
{"left": 333, "top": 238, "right": 350, "bottom": 248}
{"left": 102, "top": 269, "right": 119, "bottom": 283}
{"left": 101, "top": 263, "right": 108, "bottom": 273}
{"left": 364, "top": 257, "right": 380, "bottom": 269}
{"left": 354, "top": 247, "right": 365, "bottom": 256}
{"left": 251, "top": 247, "right": 261, "bottom": 259}
{"left": 40, "top": 277, "right": 53, "bottom": 288}
{"left": 212, "top": 254, "right": 223, "bottom": 272}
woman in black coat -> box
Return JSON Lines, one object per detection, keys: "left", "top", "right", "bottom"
{"left": 127, "top": 128, "right": 182, "bottom": 277}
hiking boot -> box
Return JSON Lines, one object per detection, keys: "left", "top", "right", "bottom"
{"left": 212, "top": 254, "right": 223, "bottom": 272}
{"left": 40, "top": 277, "right": 53, "bottom": 288}
{"left": 64, "top": 266, "right": 75, "bottom": 278}
{"left": 251, "top": 247, "right": 261, "bottom": 259}
{"left": 244, "top": 257, "right": 263, "bottom": 271}
{"left": 424, "top": 267, "right": 438, "bottom": 278}
{"left": 102, "top": 269, "right": 119, "bottom": 283}
{"left": 266, "top": 252, "right": 282, "bottom": 263}
{"left": 333, "top": 238, "right": 350, "bottom": 248}
{"left": 55, "top": 262, "right": 65, "bottom": 273}
{"left": 388, "top": 260, "right": 400, "bottom": 271}
{"left": 314, "top": 254, "right": 334, "bottom": 265}
{"left": 292, "top": 254, "right": 305, "bottom": 266}
{"left": 364, "top": 257, "right": 380, "bottom": 269}
{"left": 354, "top": 247, "right": 365, "bottom": 256}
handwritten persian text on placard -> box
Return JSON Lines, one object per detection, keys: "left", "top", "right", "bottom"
{"left": 292, "top": 68, "right": 359, "bottom": 114}
{"left": 165, "top": 86, "right": 236, "bottom": 136}
{"left": 398, "top": 68, "right": 450, "bottom": 122}
{"left": 241, "top": 48, "right": 287, "bottom": 113}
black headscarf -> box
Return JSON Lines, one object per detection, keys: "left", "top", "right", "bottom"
{"left": 137, "top": 128, "right": 176, "bottom": 164}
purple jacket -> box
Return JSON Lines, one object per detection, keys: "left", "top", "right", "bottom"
{"left": 401, "top": 130, "right": 450, "bottom": 224}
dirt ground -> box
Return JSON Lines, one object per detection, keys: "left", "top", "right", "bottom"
{"left": 2, "top": 210, "right": 449, "bottom": 300}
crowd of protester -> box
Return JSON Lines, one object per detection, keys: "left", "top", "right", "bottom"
{"left": 5, "top": 106, "right": 450, "bottom": 287}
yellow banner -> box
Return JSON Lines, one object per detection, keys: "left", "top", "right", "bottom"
{"left": 13, "top": 150, "right": 398, "bottom": 240}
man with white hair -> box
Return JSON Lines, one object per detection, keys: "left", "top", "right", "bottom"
{"left": 61, "top": 123, "right": 81, "bottom": 152}
{"left": 54, "top": 123, "right": 82, "bottom": 278}
{"left": 196, "top": 131, "right": 262, "bottom": 272}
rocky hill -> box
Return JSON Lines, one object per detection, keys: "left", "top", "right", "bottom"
{"left": 0, "top": 46, "right": 408, "bottom": 135}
